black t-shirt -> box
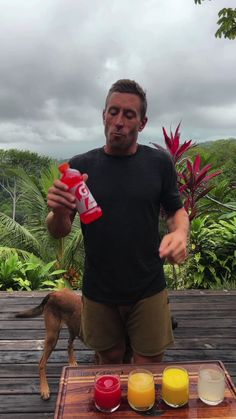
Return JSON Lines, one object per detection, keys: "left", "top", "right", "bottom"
{"left": 69, "top": 145, "right": 182, "bottom": 305}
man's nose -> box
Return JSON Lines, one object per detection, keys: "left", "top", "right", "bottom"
{"left": 115, "top": 112, "right": 124, "bottom": 128}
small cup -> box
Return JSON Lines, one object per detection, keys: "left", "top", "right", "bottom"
{"left": 198, "top": 365, "right": 225, "bottom": 406}
{"left": 127, "top": 368, "right": 155, "bottom": 411}
{"left": 162, "top": 366, "right": 189, "bottom": 408}
{"left": 94, "top": 371, "right": 121, "bottom": 413}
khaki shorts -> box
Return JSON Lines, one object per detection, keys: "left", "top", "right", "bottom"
{"left": 80, "top": 289, "right": 174, "bottom": 356}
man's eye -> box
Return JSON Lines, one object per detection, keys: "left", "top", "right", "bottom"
{"left": 125, "top": 112, "right": 134, "bottom": 119}
{"left": 109, "top": 108, "right": 118, "bottom": 116}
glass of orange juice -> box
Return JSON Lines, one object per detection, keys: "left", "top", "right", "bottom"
{"left": 162, "top": 366, "right": 189, "bottom": 408}
{"left": 128, "top": 368, "right": 155, "bottom": 411}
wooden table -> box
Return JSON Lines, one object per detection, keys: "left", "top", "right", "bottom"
{"left": 55, "top": 361, "right": 236, "bottom": 418}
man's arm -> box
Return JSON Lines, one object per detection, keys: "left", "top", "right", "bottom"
{"left": 159, "top": 207, "right": 189, "bottom": 264}
{"left": 46, "top": 209, "right": 75, "bottom": 239}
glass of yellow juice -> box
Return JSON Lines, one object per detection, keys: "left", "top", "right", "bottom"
{"left": 162, "top": 366, "right": 189, "bottom": 408}
{"left": 128, "top": 368, "right": 155, "bottom": 411}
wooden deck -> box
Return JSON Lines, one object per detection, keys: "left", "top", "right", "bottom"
{"left": 0, "top": 290, "right": 235, "bottom": 418}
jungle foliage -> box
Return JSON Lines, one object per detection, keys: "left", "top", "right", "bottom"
{"left": 0, "top": 141, "right": 235, "bottom": 291}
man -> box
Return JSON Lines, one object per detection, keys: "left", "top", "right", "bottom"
{"left": 46, "top": 79, "right": 189, "bottom": 365}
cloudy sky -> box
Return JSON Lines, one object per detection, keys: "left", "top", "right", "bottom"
{"left": 0, "top": 0, "right": 235, "bottom": 159}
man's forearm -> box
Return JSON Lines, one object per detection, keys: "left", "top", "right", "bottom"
{"left": 166, "top": 207, "right": 189, "bottom": 236}
{"left": 46, "top": 211, "right": 73, "bottom": 238}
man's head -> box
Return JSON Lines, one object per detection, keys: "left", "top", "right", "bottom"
{"left": 103, "top": 79, "right": 148, "bottom": 155}
{"left": 105, "top": 79, "right": 147, "bottom": 120}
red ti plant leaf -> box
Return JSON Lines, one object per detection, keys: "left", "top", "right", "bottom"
{"left": 179, "top": 155, "right": 222, "bottom": 220}
{"left": 193, "top": 154, "right": 201, "bottom": 174}
{"left": 162, "top": 127, "right": 172, "bottom": 150}
{"left": 161, "top": 123, "right": 194, "bottom": 164}
{"left": 151, "top": 122, "right": 222, "bottom": 222}
{"left": 176, "top": 140, "right": 193, "bottom": 161}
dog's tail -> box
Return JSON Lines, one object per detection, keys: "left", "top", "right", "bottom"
{"left": 15, "top": 294, "right": 51, "bottom": 318}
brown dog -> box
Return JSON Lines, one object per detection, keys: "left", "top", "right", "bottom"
{"left": 15, "top": 288, "right": 82, "bottom": 400}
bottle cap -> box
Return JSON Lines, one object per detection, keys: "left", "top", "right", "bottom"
{"left": 58, "top": 162, "right": 70, "bottom": 173}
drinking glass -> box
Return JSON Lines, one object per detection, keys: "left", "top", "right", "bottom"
{"left": 198, "top": 365, "right": 225, "bottom": 406}
{"left": 127, "top": 368, "right": 155, "bottom": 411}
{"left": 94, "top": 371, "right": 121, "bottom": 413}
{"left": 162, "top": 366, "right": 189, "bottom": 408}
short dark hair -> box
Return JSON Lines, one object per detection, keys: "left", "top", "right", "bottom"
{"left": 105, "top": 79, "right": 147, "bottom": 120}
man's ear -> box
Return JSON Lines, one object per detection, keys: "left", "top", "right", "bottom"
{"left": 102, "top": 110, "right": 105, "bottom": 125}
{"left": 138, "top": 117, "right": 148, "bottom": 132}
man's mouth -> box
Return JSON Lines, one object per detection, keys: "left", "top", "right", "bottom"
{"left": 112, "top": 132, "right": 124, "bottom": 137}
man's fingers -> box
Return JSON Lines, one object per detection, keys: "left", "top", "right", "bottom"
{"left": 47, "top": 182, "right": 76, "bottom": 211}
{"left": 159, "top": 235, "right": 174, "bottom": 259}
{"left": 159, "top": 232, "right": 187, "bottom": 264}
{"left": 47, "top": 196, "right": 76, "bottom": 210}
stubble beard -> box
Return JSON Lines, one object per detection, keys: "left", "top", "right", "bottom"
{"left": 105, "top": 129, "right": 138, "bottom": 155}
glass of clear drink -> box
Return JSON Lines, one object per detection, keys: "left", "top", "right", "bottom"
{"left": 197, "top": 365, "right": 225, "bottom": 406}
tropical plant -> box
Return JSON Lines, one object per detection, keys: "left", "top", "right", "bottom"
{"left": 178, "top": 154, "right": 221, "bottom": 220}
{"left": 152, "top": 124, "right": 236, "bottom": 289}
{"left": 0, "top": 164, "right": 85, "bottom": 289}
{"left": 0, "top": 254, "right": 24, "bottom": 290}
{"left": 22, "top": 256, "right": 66, "bottom": 290}
{"left": 185, "top": 216, "right": 236, "bottom": 288}
{"left": 0, "top": 252, "right": 68, "bottom": 291}
{"left": 151, "top": 123, "right": 222, "bottom": 221}
{"left": 165, "top": 215, "right": 236, "bottom": 289}
{"left": 0, "top": 149, "right": 54, "bottom": 222}
{"left": 194, "top": 1, "right": 236, "bottom": 40}
{"left": 161, "top": 123, "right": 194, "bottom": 164}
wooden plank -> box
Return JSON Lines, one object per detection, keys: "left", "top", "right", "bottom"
{"left": 0, "top": 394, "right": 57, "bottom": 413}
{"left": 0, "top": 363, "right": 65, "bottom": 378}
{"left": 0, "top": 414, "right": 53, "bottom": 419}
{"left": 2, "top": 300, "right": 236, "bottom": 311}
{"left": 0, "top": 349, "right": 235, "bottom": 369}
{"left": 1, "top": 337, "right": 236, "bottom": 351}
{"left": 0, "top": 350, "right": 95, "bottom": 363}
{"left": 1, "top": 289, "right": 235, "bottom": 296}
{"left": 0, "top": 378, "right": 58, "bottom": 395}
{"left": 2, "top": 308, "right": 236, "bottom": 319}
{"left": 1, "top": 327, "right": 236, "bottom": 340}
{"left": 2, "top": 317, "right": 236, "bottom": 329}
{"left": 0, "top": 329, "right": 72, "bottom": 339}
{"left": 0, "top": 339, "right": 88, "bottom": 350}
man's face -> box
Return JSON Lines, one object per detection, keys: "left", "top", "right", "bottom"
{"left": 103, "top": 92, "right": 147, "bottom": 155}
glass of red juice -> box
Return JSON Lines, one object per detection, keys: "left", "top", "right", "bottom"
{"left": 94, "top": 372, "right": 121, "bottom": 413}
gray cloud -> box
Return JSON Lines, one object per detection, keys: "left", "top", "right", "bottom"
{"left": 0, "top": 0, "right": 235, "bottom": 158}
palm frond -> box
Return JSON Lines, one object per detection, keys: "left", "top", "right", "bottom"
{"left": 0, "top": 212, "right": 41, "bottom": 257}
{"left": 62, "top": 220, "right": 84, "bottom": 270}
{"left": 0, "top": 246, "right": 40, "bottom": 261}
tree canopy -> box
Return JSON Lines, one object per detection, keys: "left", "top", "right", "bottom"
{"left": 194, "top": 1, "right": 236, "bottom": 40}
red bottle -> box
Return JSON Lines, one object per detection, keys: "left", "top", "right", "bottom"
{"left": 58, "top": 162, "right": 102, "bottom": 224}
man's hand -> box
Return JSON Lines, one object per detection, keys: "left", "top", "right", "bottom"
{"left": 47, "top": 179, "right": 76, "bottom": 214}
{"left": 47, "top": 174, "right": 88, "bottom": 214}
{"left": 46, "top": 174, "right": 88, "bottom": 238}
{"left": 159, "top": 230, "right": 188, "bottom": 264}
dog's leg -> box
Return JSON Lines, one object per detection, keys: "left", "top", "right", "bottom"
{"left": 39, "top": 313, "right": 61, "bottom": 400}
{"left": 68, "top": 330, "right": 78, "bottom": 366}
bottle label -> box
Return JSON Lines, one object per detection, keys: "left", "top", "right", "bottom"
{"left": 72, "top": 182, "right": 97, "bottom": 214}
